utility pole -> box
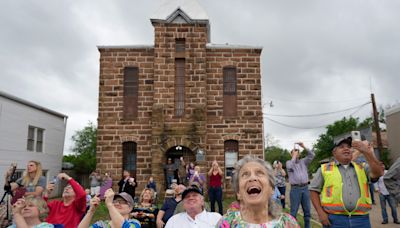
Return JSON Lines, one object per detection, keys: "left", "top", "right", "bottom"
{"left": 371, "top": 93, "right": 383, "bottom": 158}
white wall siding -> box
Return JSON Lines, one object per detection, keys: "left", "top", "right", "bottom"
{"left": 0, "top": 95, "right": 67, "bottom": 197}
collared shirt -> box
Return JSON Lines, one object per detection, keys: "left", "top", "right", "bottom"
{"left": 286, "top": 149, "right": 315, "bottom": 185}
{"left": 165, "top": 210, "right": 221, "bottom": 228}
{"left": 309, "top": 160, "right": 371, "bottom": 212}
{"left": 384, "top": 157, "right": 400, "bottom": 202}
{"left": 377, "top": 170, "right": 389, "bottom": 195}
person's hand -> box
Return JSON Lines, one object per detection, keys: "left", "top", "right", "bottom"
{"left": 280, "top": 195, "right": 285, "bottom": 199}
{"left": 12, "top": 198, "right": 25, "bottom": 215}
{"left": 89, "top": 195, "right": 101, "bottom": 212}
{"left": 104, "top": 188, "right": 115, "bottom": 207}
{"left": 57, "top": 173, "right": 71, "bottom": 181}
{"left": 129, "top": 177, "right": 134, "bottom": 183}
{"left": 352, "top": 140, "right": 370, "bottom": 155}
{"left": 318, "top": 210, "right": 331, "bottom": 227}
{"left": 296, "top": 142, "right": 305, "bottom": 148}
{"left": 277, "top": 162, "right": 282, "bottom": 169}
{"left": 156, "top": 219, "right": 165, "bottom": 228}
{"left": 47, "top": 183, "right": 55, "bottom": 193}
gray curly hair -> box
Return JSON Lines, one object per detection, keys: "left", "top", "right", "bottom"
{"left": 231, "top": 155, "right": 281, "bottom": 219}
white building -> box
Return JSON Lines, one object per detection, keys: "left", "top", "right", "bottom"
{"left": 386, "top": 104, "right": 400, "bottom": 164}
{"left": 0, "top": 91, "right": 67, "bottom": 197}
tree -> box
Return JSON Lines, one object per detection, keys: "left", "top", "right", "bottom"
{"left": 264, "top": 145, "right": 291, "bottom": 168}
{"left": 63, "top": 121, "right": 97, "bottom": 174}
{"left": 309, "top": 116, "right": 373, "bottom": 173}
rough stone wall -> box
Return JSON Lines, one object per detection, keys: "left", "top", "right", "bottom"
{"left": 97, "top": 23, "right": 264, "bottom": 195}
{"left": 97, "top": 47, "right": 154, "bottom": 189}
{"left": 206, "top": 47, "right": 263, "bottom": 192}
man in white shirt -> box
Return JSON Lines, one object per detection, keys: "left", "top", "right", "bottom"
{"left": 165, "top": 185, "right": 221, "bottom": 228}
{"left": 377, "top": 161, "right": 399, "bottom": 224}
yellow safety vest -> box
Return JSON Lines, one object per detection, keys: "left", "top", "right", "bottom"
{"left": 320, "top": 161, "right": 372, "bottom": 215}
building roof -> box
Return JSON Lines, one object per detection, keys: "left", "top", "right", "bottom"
{"left": 97, "top": 44, "right": 154, "bottom": 50}
{"left": 207, "top": 43, "right": 263, "bottom": 50}
{"left": 150, "top": 0, "right": 209, "bottom": 23}
{"left": 0, "top": 90, "right": 68, "bottom": 119}
{"left": 386, "top": 103, "right": 400, "bottom": 117}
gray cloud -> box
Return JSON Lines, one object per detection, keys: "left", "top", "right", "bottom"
{"left": 1, "top": 0, "right": 399, "bottom": 152}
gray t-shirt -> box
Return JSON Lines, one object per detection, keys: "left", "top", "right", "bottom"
{"left": 89, "top": 174, "right": 102, "bottom": 187}
{"left": 309, "top": 161, "right": 371, "bottom": 212}
{"left": 16, "top": 176, "right": 46, "bottom": 192}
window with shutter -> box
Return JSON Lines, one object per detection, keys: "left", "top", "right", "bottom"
{"left": 175, "top": 59, "right": 185, "bottom": 117}
{"left": 123, "top": 67, "right": 139, "bottom": 119}
{"left": 223, "top": 67, "right": 237, "bottom": 116}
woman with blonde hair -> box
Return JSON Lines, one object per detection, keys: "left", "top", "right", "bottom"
{"left": 8, "top": 195, "right": 53, "bottom": 228}
{"left": 132, "top": 188, "right": 158, "bottom": 228}
{"left": 6, "top": 161, "right": 46, "bottom": 203}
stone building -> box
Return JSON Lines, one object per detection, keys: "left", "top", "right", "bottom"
{"left": 96, "top": 0, "right": 264, "bottom": 193}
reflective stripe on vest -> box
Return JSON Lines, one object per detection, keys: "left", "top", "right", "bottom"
{"left": 321, "top": 161, "right": 372, "bottom": 215}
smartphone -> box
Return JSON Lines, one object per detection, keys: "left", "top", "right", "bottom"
{"left": 351, "top": 131, "right": 361, "bottom": 141}
{"left": 51, "top": 176, "right": 58, "bottom": 184}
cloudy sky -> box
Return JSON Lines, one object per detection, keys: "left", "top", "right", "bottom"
{"left": 1, "top": 0, "right": 399, "bottom": 153}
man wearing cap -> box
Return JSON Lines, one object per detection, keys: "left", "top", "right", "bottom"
{"left": 286, "top": 141, "right": 314, "bottom": 228}
{"left": 310, "top": 137, "right": 382, "bottom": 228}
{"left": 165, "top": 186, "right": 221, "bottom": 228}
{"left": 156, "top": 184, "right": 186, "bottom": 228}
{"left": 79, "top": 189, "right": 141, "bottom": 228}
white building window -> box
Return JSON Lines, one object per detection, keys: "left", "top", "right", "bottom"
{"left": 27, "top": 126, "right": 45, "bottom": 152}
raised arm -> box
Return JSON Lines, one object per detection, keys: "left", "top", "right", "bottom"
{"left": 104, "top": 189, "right": 126, "bottom": 228}
{"left": 78, "top": 196, "right": 100, "bottom": 228}
{"left": 352, "top": 141, "right": 383, "bottom": 179}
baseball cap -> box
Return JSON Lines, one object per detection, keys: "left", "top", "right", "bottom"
{"left": 114, "top": 192, "right": 134, "bottom": 205}
{"left": 182, "top": 185, "right": 203, "bottom": 199}
{"left": 333, "top": 136, "right": 352, "bottom": 149}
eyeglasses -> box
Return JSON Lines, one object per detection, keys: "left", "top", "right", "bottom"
{"left": 112, "top": 199, "right": 128, "bottom": 205}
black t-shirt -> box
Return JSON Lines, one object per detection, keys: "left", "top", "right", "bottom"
{"left": 160, "top": 198, "right": 181, "bottom": 223}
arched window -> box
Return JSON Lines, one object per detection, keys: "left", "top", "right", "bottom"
{"left": 224, "top": 140, "right": 238, "bottom": 177}
{"left": 223, "top": 67, "right": 237, "bottom": 116}
{"left": 123, "top": 67, "right": 139, "bottom": 119}
{"left": 122, "top": 142, "right": 137, "bottom": 177}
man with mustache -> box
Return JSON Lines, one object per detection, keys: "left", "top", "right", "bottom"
{"left": 310, "top": 137, "right": 382, "bottom": 228}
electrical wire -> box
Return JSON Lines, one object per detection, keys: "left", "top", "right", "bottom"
{"left": 263, "top": 95, "right": 370, "bottom": 104}
{"left": 264, "top": 102, "right": 371, "bottom": 118}
{"left": 264, "top": 116, "right": 329, "bottom": 129}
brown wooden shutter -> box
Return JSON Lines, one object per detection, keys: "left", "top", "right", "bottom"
{"left": 175, "top": 59, "right": 185, "bottom": 116}
{"left": 123, "top": 67, "right": 139, "bottom": 119}
{"left": 223, "top": 67, "right": 237, "bottom": 116}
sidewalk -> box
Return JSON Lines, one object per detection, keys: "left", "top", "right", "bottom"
{"left": 286, "top": 184, "right": 400, "bottom": 228}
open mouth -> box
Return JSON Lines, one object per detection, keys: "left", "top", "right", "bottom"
{"left": 247, "top": 186, "right": 261, "bottom": 195}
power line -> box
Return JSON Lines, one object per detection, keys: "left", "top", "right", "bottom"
{"left": 264, "top": 102, "right": 371, "bottom": 118}
{"left": 264, "top": 116, "right": 329, "bottom": 129}
{"left": 263, "top": 96, "right": 370, "bottom": 104}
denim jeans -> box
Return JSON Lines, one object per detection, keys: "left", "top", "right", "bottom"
{"left": 290, "top": 185, "right": 311, "bottom": 228}
{"left": 166, "top": 175, "right": 174, "bottom": 188}
{"left": 277, "top": 186, "right": 286, "bottom": 208}
{"left": 379, "top": 193, "right": 399, "bottom": 223}
{"left": 208, "top": 186, "right": 223, "bottom": 215}
{"left": 323, "top": 214, "right": 371, "bottom": 228}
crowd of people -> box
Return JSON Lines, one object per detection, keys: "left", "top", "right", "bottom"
{"left": 2, "top": 136, "right": 400, "bottom": 227}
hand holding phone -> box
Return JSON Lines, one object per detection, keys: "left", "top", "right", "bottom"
{"left": 351, "top": 131, "right": 361, "bottom": 141}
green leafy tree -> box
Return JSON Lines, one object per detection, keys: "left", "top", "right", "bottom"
{"left": 63, "top": 122, "right": 97, "bottom": 174}
{"left": 309, "top": 116, "right": 373, "bottom": 173}
{"left": 264, "top": 146, "right": 291, "bottom": 168}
